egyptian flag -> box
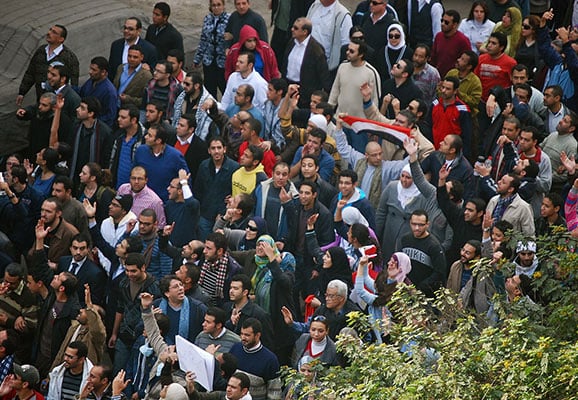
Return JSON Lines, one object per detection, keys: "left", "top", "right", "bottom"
{"left": 341, "top": 115, "right": 411, "bottom": 146}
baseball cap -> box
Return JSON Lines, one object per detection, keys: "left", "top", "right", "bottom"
{"left": 13, "top": 364, "right": 40, "bottom": 385}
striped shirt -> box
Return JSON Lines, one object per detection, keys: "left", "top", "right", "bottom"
{"left": 61, "top": 369, "right": 83, "bottom": 400}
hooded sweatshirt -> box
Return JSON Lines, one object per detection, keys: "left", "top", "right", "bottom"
{"left": 225, "top": 25, "right": 280, "bottom": 81}
{"left": 232, "top": 163, "right": 268, "bottom": 196}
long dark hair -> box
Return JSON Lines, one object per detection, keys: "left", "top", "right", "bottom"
{"left": 467, "top": 1, "right": 489, "bottom": 23}
{"left": 350, "top": 223, "right": 383, "bottom": 271}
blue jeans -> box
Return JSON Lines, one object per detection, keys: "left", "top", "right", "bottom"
{"left": 113, "top": 338, "right": 134, "bottom": 374}
{"left": 198, "top": 216, "right": 215, "bottom": 241}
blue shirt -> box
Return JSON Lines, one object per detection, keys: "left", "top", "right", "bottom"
{"left": 79, "top": 78, "right": 118, "bottom": 127}
{"left": 291, "top": 147, "right": 335, "bottom": 182}
{"left": 117, "top": 135, "right": 137, "bottom": 188}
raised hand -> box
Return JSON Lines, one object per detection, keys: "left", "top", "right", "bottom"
{"left": 281, "top": 306, "right": 294, "bottom": 325}
{"left": 178, "top": 169, "right": 190, "bottom": 181}
{"left": 360, "top": 82, "right": 372, "bottom": 102}
{"left": 82, "top": 198, "right": 97, "bottom": 219}
{"left": 439, "top": 163, "right": 450, "bottom": 181}
{"left": 85, "top": 284, "right": 93, "bottom": 308}
{"left": 35, "top": 219, "right": 50, "bottom": 240}
{"left": 140, "top": 292, "right": 154, "bottom": 309}
{"left": 306, "top": 213, "right": 319, "bottom": 230}
{"left": 112, "top": 370, "right": 131, "bottom": 396}
{"left": 279, "top": 186, "right": 292, "bottom": 203}
{"left": 162, "top": 222, "right": 175, "bottom": 237}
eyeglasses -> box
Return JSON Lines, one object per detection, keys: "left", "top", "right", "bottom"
{"left": 441, "top": 19, "right": 453, "bottom": 25}
{"left": 183, "top": 82, "right": 193, "bottom": 87}
{"left": 122, "top": 26, "right": 137, "bottom": 31}
{"left": 246, "top": 225, "right": 259, "bottom": 232}
{"left": 312, "top": 315, "right": 327, "bottom": 322}
{"left": 370, "top": 1, "right": 384, "bottom": 5}
{"left": 522, "top": 24, "right": 532, "bottom": 29}
{"left": 346, "top": 48, "right": 356, "bottom": 53}
{"left": 389, "top": 34, "right": 401, "bottom": 39}
{"left": 325, "top": 292, "right": 342, "bottom": 299}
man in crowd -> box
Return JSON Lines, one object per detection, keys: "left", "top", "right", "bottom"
{"left": 113, "top": 45, "right": 153, "bottom": 109}
{"left": 281, "top": 18, "right": 331, "bottom": 109}
{"left": 47, "top": 341, "right": 93, "bottom": 400}
{"left": 224, "top": 0, "right": 268, "bottom": 47}
{"left": 78, "top": 57, "right": 118, "bottom": 127}
{"left": 399, "top": 210, "right": 447, "bottom": 298}
{"left": 430, "top": 10, "right": 471, "bottom": 78}
{"left": 194, "top": 306, "right": 240, "bottom": 353}
{"left": 109, "top": 17, "right": 158, "bottom": 77}
{"left": 144, "top": 60, "right": 183, "bottom": 122}
{"left": 17, "top": 24, "right": 79, "bottom": 105}
{"left": 145, "top": 2, "right": 184, "bottom": 60}
{"left": 165, "top": 169, "right": 200, "bottom": 247}
{"left": 221, "top": 53, "right": 268, "bottom": 113}
{"left": 194, "top": 138, "right": 240, "bottom": 240}
{"left": 134, "top": 123, "right": 189, "bottom": 202}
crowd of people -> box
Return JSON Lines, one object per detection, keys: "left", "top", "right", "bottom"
{"left": 2, "top": 0, "right": 578, "bottom": 398}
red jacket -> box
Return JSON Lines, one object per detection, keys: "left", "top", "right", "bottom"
{"left": 225, "top": 25, "right": 280, "bottom": 81}
{"left": 431, "top": 97, "right": 472, "bottom": 156}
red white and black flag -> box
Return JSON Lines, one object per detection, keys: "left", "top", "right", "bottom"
{"left": 341, "top": 115, "right": 411, "bottom": 147}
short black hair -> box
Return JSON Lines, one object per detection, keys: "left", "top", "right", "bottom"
{"left": 160, "top": 274, "right": 181, "bottom": 294}
{"left": 55, "top": 24, "right": 68, "bottom": 39}
{"left": 231, "top": 372, "right": 251, "bottom": 390}
{"left": 206, "top": 232, "right": 228, "bottom": 253}
{"left": 246, "top": 144, "right": 264, "bottom": 163}
{"left": 127, "top": 17, "right": 143, "bottom": 29}
{"left": 68, "top": 341, "right": 89, "bottom": 359}
{"left": 245, "top": 117, "right": 261, "bottom": 135}
{"left": 444, "top": 76, "right": 460, "bottom": 91}
{"left": 523, "top": 159, "right": 539, "bottom": 179}
{"left": 128, "top": 44, "right": 144, "bottom": 56}
{"left": 167, "top": 48, "right": 184, "bottom": 64}
{"left": 520, "top": 125, "right": 540, "bottom": 141}
{"left": 53, "top": 175, "right": 73, "bottom": 192}
{"left": 72, "top": 233, "right": 91, "bottom": 246}
{"left": 490, "top": 32, "right": 508, "bottom": 50}
{"left": 299, "top": 180, "right": 318, "bottom": 194}
{"left": 545, "top": 192, "right": 563, "bottom": 210}
{"left": 154, "top": 2, "right": 171, "bottom": 17}
{"left": 140, "top": 208, "right": 158, "bottom": 223}
{"left": 149, "top": 123, "right": 169, "bottom": 144}
{"left": 465, "top": 239, "right": 482, "bottom": 257}
{"left": 410, "top": 209, "right": 429, "bottom": 222}
{"left": 467, "top": 197, "right": 487, "bottom": 213}
{"left": 125, "top": 252, "right": 146, "bottom": 268}
{"left": 206, "top": 306, "right": 228, "bottom": 326}
{"left": 414, "top": 43, "right": 431, "bottom": 57}
{"left": 241, "top": 317, "right": 262, "bottom": 334}
{"left": 5, "top": 263, "right": 24, "bottom": 279}
{"left": 237, "top": 193, "right": 256, "bottom": 217}
{"left": 308, "top": 127, "right": 327, "bottom": 144}
{"left": 90, "top": 56, "right": 109, "bottom": 72}
{"left": 120, "top": 103, "right": 140, "bottom": 121}
{"left": 339, "top": 169, "right": 358, "bottom": 184}
{"left": 269, "top": 78, "right": 288, "bottom": 97}
{"left": 463, "top": 50, "right": 478, "bottom": 69}
{"left": 444, "top": 9, "right": 461, "bottom": 23}
{"left": 82, "top": 97, "right": 102, "bottom": 117}
{"left": 231, "top": 273, "right": 252, "bottom": 293}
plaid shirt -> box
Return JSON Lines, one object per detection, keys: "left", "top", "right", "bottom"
{"left": 0, "top": 354, "right": 14, "bottom": 383}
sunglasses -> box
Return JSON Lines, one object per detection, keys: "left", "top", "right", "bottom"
{"left": 522, "top": 24, "right": 532, "bottom": 29}
{"left": 389, "top": 34, "right": 401, "bottom": 39}
{"left": 246, "top": 225, "right": 259, "bottom": 232}
{"left": 370, "top": 1, "right": 384, "bottom": 5}
{"left": 122, "top": 26, "right": 137, "bottom": 31}
{"left": 312, "top": 315, "right": 327, "bottom": 322}
{"left": 441, "top": 19, "right": 453, "bottom": 25}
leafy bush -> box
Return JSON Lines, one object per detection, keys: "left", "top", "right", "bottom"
{"left": 283, "top": 229, "right": 578, "bottom": 399}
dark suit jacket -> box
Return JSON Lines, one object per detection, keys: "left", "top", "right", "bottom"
{"left": 166, "top": 134, "right": 209, "bottom": 185}
{"left": 57, "top": 256, "right": 107, "bottom": 306}
{"left": 281, "top": 36, "right": 331, "bottom": 109}
{"left": 109, "top": 38, "right": 158, "bottom": 81}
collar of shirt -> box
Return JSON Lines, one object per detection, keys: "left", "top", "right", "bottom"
{"left": 549, "top": 106, "right": 565, "bottom": 118}
{"left": 125, "top": 36, "right": 141, "bottom": 47}
{"left": 294, "top": 34, "right": 311, "bottom": 47}
{"left": 71, "top": 257, "right": 87, "bottom": 271}
{"left": 46, "top": 44, "right": 64, "bottom": 58}
{"left": 177, "top": 134, "right": 194, "bottom": 145}
{"left": 54, "top": 84, "right": 67, "bottom": 95}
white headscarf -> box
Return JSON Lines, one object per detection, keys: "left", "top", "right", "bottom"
{"left": 387, "top": 23, "right": 406, "bottom": 50}
{"left": 396, "top": 164, "right": 420, "bottom": 208}
{"left": 342, "top": 207, "right": 369, "bottom": 226}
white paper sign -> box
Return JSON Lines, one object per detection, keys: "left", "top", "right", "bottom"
{"left": 175, "top": 335, "right": 215, "bottom": 391}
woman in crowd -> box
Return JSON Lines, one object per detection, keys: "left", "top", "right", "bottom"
{"left": 25, "top": 147, "right": 59, "bottom": 197}
{"left": 376, "top": 164, "right": 430, "bottom": 261}
{"left": 374, "top": 23, "right": 413, "bottom": 83}
{"left": 482, "top": 7, "right": 522, "bottom": 57}
{"left": 77, "top": 162, "right": 115, "bottom": 224}
{"left": 292, "top": 315, "right": 338, "bottom": 370}
{"left": 354, "top": 253, "right": 412, "bottom": 343}
{"left": 515, "top": 15, "right": 543, "bottom": 82}
{"left": 192, "top": 0, "right": 230, "bottom": 98}
{"left": 214, "top": 215, "right": 268, "bottom": 252}
{"left": 459, "top": 1, "right": 496, "bottom": 54}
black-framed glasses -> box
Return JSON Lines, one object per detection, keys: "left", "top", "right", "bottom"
{"left": 122, "top": 26, "right": 136, "bottom": 31}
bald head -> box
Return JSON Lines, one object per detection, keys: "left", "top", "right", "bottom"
{"left": 365, "top": 141, "right": 383, "bottom": 167}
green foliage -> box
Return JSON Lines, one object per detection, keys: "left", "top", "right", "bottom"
{"left": 283, "top": 229, "right": 578, "bottom": 399}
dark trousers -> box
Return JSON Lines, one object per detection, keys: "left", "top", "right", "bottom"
{"left": 203, "top": 62, "right": 226, "bottom": 100}
{"left": 271, "top": 27, "right": 291, "bottom": 68}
